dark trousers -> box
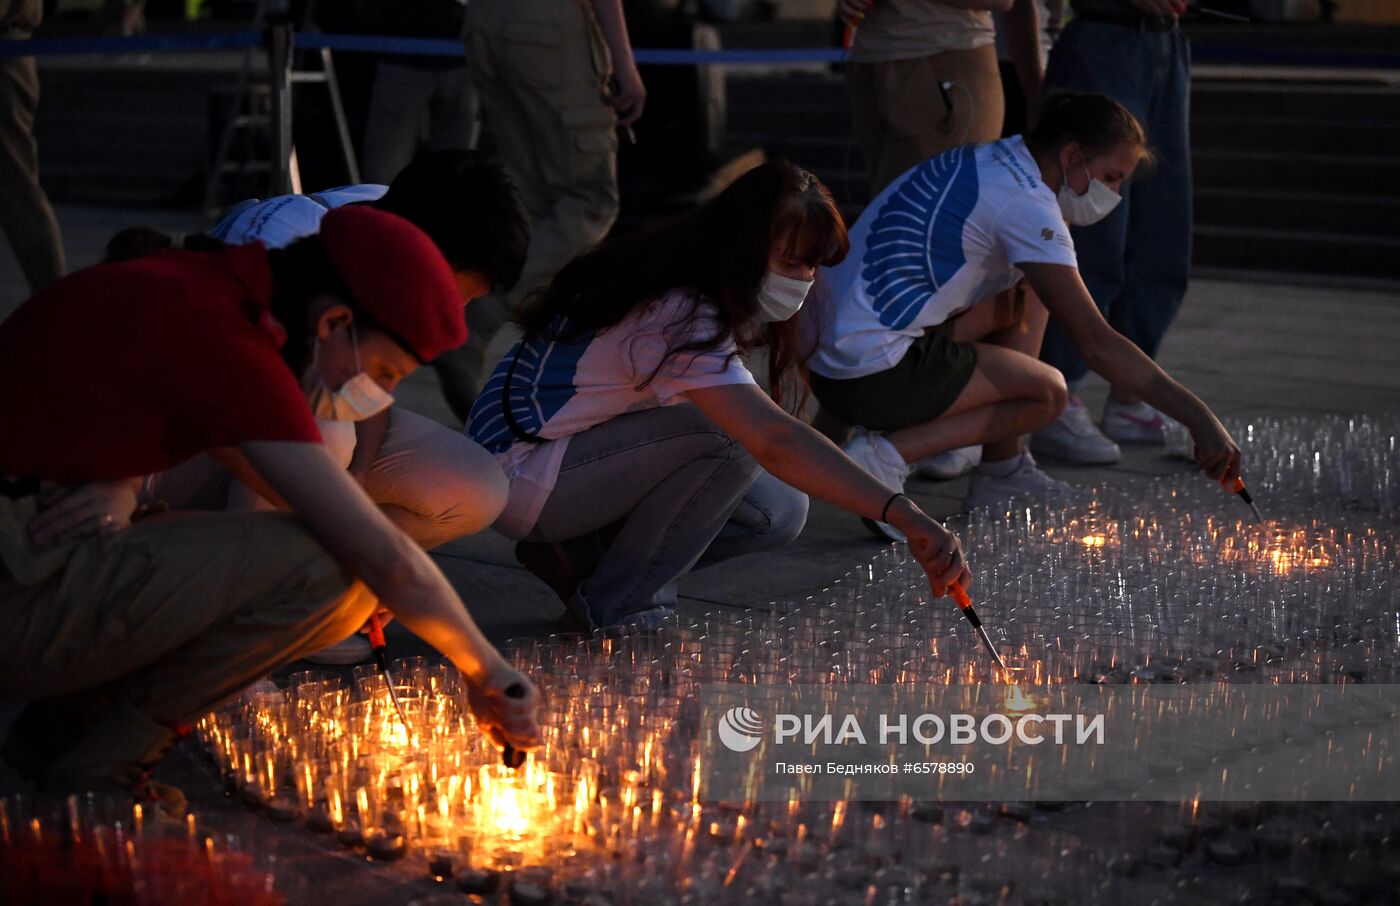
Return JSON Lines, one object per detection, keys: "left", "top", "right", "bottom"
{"left": 0, "top": 52, "right": 64, "bottom": 293}
{"left": 1038, "top": 20, "right": 1192, "bottom": 385}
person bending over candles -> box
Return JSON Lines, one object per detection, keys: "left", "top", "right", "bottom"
{"left": 0, "top": 207, "right": 540, "bottom": 813}
{"left": 807, "top": 91, "right": 1240, "bottom": 539}
{"left": 467, "top": 160, "right": 970, "bottom": 635}
{"left": 110, "top": 151, "right": 530, "bottom": 667}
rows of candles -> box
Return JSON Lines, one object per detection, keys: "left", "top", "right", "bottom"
{"left": 192, "top": 415, "right": 1399, "bottom": 904}
{"left": 0, "top": 793, "right": 284, "bottom": 905}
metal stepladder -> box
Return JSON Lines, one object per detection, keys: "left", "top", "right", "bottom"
{"left": 200, "top": 0, "right": 359, "bottom": 225}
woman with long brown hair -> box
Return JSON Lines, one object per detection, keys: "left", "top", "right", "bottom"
{"left": 467, "top": 160, "right": 971, "bottom": 633}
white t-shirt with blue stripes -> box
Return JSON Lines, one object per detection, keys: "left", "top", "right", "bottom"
{"left": 466, "top": 291, "right": 756, "bottom": 539}
{"left": 809, "top": 136, "right": 1077, "bottom": 380}
{"left": 209, "top": 184, "right": 389, "bottom": 247}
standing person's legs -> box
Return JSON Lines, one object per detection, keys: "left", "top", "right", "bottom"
{"left": 999, "top": 60, "right": 1028, "bottom": 137}
{"left": 1109, "top": 28, "right": 1191, "bottom": 402}
{"left": 0, "top": 510, "right": 375, "bottom": 791}
{"left": 1038, "top": 21, "right": 1150, "bottom": 385}
{"left": 493, "top": 0, "right": 619, "bottom": 289}
{"left": 363, "top": 61, "right": 436, "bottom": 185}
{"left": 852, "top": 45, "right": 1005, "bottom": 198}
{"left": 364, "top": 405, "right": 508, "bottom": 549}
{"left": 941, "top": 43, "right": 1005, "bottom": 148}
{"left": 0, "top": 54, "right": 64, "bottom": 292}
{"left": 440, "top": 0, "right": 620, "bottom": 421}
{"left": 427, "top": 65, "right": 481, "bottom": 153}
{"left": 847, "top": 61, "right": 889, "bottom": 198}
{"left": 526, "top": 406, "right": 760, "bottom": 629}
{"left": 437, "top": 20, "right": 534, "bottom": 422}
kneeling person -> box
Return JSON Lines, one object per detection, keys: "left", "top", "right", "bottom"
{"left": 808, "top": 91, "right": 1240, "bottom": 537}
{"left": 0, "top": 207, "right": 540, "bottom": 806}
{"left": 145, "top": 151, "right": 529, "bottom": 664}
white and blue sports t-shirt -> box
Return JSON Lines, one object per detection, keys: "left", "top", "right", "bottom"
{"left": 809, "top": 136, "right": 1077, "bottom": 380}
{"left": 209, "top": 184, "right": 388, "bottom": 247}
{"left": 466, "top": 291, "right": 756, "bottom": 539}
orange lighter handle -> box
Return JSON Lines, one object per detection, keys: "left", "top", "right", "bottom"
{"left": 1227, "top": 477, "right": 1245, "bottom": 493}
{"left": 367, "top": 612, "right": 387, "bottom": 651}
{"left": 951, "top": 585, "right": 972, "bottom": 610}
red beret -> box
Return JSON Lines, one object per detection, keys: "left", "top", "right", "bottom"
{"left": 319, "top": 206, "right": 467, "bottom": 362}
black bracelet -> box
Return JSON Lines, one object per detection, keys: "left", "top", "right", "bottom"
{"left": 880, "top": 492, "right": 907, "bottom": 524}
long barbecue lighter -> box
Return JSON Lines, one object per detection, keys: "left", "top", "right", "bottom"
{"left": 1227, "top": 476, "right": 1264, "bottom": 524}
{"left": 950, "top": 585, "right": 1007, "bottom": 671}
{"left": 367, "top": 613, "right": 412, "bottom": 733}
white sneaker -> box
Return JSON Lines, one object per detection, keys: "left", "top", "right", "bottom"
{"left": 303, "top": 634, "right": 373, "bottom": 666}
{"left": 1030, "top": 396, "right": 1122, "bottom": 464}
{"left": 966, "top": 451, "right": 1076, "bottom": 511}
{"left": 914, "top": 445, "right": 982, "bottom": 481}
{"left": 1101, "top": 398, "right": 1179, "bottom": 445}
{"left": 841, "top": 430, "right": 911, "bottom": 542}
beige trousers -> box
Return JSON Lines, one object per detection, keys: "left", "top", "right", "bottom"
{"left": 0, "top": 50, "right": 64, "bottom": 292}
{"left": 0, "top": 500, "right": 375, "bottom": 789}
{"left": 848, "top": 44, "right": 1005, "bottom": 197}
{"left": 435, "top": 0, "right": 621, "bottom": 419}
{"left": 155, "top": 406, "right": 508, "bottom": 550}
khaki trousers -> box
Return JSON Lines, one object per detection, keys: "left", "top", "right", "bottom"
{"left": 0, "top": 500, "right": 376, "bottom": 789}
{"left": 435, "top": 0, "right": 620, "bottom": 420}
{"left": 0, "top": 50, "right": 64, "bottom": 292}
{"left": 156, "top": 406, "right": 508, "bottom": 550}
{"left": 848, "top": 44, "right": 1005, "bottom": 198}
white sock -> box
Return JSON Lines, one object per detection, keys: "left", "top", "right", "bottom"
{"left": 978, "top": 455, "right": 1023, "bottom": 479}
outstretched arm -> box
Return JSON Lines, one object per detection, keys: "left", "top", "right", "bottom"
{"left": 240, "top": 440, "right": 541, "bottom": 751}
{"left": 684, "top": 383, "right": 971, "bottom": 598}
{"left": 1002, "top": 0, "right": 1044, "bottom": 116}
{"left": 1019, "top": 262, "right": 1241, "bottom": 482}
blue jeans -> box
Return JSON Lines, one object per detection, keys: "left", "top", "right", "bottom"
{"left": 1039, "top": 19, "right": 1192, "bottom": 385}
{"left": 528, "top": 405, "right": 808, "bottom": 627}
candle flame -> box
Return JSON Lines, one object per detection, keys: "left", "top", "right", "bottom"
{"left": 1004, "top": 684, "right": 1035, "bottom": 713}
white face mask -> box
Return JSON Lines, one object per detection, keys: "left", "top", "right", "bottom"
{"left": 306, "top": 325, "right": 395, "bottom": 422}
{"left": 1057, "top": 161, "right": 1122, "bottom": 226}
{"left": 757, "top": 271, "right": 814, "bottom": 322}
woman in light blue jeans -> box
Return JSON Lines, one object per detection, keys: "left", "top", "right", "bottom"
{"left": 469, "top": 161, "right": 972, "bottom": 633}
{"left": 522, "top": 406, "right": 809, "bottom": 626}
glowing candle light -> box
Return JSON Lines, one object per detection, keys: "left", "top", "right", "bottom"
{"left": 1004, "top": 684, "right": 1035, "bottom": 714}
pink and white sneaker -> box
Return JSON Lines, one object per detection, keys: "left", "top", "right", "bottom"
{"left": 1030, "top": 396, "right": 1121, "bottom": 465}
{"left": 1101, "top": 399, "right": 1180, "bottom": 445}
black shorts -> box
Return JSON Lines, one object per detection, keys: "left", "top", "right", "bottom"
{"left": 810, "top": 331, "right": 978, "bottom": 432}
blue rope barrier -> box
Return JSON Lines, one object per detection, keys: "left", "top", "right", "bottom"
{"left": 2, "top": 28, "right": 1397, "bottom": 70}
{"left": 291, "top": 32, "right": 848, "bottom": 64}
{"left": 0, "top": 30, "right": 260, "bottom": 57}
{"left": 293, "top": 33, "right": 460, "bottom": 56}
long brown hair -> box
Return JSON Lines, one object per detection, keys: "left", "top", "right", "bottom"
{"left": 517, "top": 160, "right": 849, "bottom": 411}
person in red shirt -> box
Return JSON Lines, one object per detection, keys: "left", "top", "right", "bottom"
{"left": 0, "top": 206, "right": 540, "bottom": 808}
